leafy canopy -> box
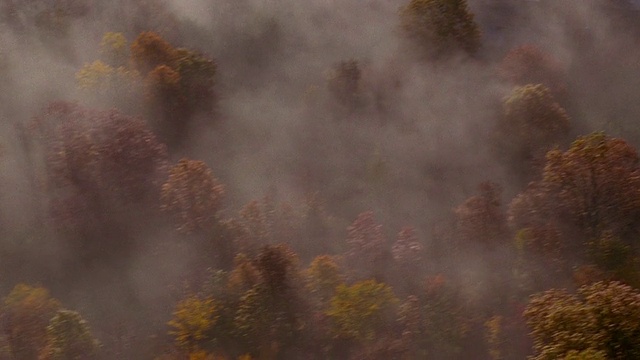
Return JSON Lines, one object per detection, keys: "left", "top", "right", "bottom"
{"left": 326, "top": 279, "right": 397, "bottom": 341}
{"left": 525, "top": 281, "right": 640, "bottom": 360}
{"left": 400, "top": 0, "right": 481, "bottom": 57}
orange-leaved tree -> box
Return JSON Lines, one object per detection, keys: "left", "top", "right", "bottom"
{"left": 161, "top": 158, "right": 225, "bottom": 234}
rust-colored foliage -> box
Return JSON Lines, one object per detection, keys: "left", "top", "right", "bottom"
{"left": 82, "top": 31, "right": 216, "bottom": 148}
{"left": 454, "top": 182, "right": 507, "bottom": 247}
{"left": 146, "top": 64, "right": 184, "bottom": 105}
{"left": 131, "top": 31, "right": 178, "bottom": 74}
{"left": 161, "top": 158, "right": 225, "bottom": 234}
{"left": 131, "top": 32, "right": 216, "bottom": 115}
{"left": 508, "top": 181, "right": 557, "bottom": 230}
{"left": 509, "top": 132, "right": 640, "bottom": 276}
{"left": 96, "top": 109, "right": 169, "bottom": 202}
{"left": 400, "top": 0, "right": 481, "bottom": 57}
{"left": 525, "top": 281, "right": 640, "bottom": 359}
{"left": 543, "top": 132, "right": 640, "bottom": 238}
{"left": 32, "top": 102, "right": 168, "bottom": 229}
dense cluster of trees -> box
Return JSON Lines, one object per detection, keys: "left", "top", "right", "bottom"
{"left": 1, "top": 0, "right": 640, "bottom": 359}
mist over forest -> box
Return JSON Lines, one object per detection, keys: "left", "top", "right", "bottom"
{"left": 1, "top": 0, "right": 640, "bottom": 359}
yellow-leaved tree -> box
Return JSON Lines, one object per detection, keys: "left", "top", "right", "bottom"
{"left": 326, "top": 279, "right": 397, "bottom": 341}
{"left": 168, "top": 295, "right": 219, "bottom": 353}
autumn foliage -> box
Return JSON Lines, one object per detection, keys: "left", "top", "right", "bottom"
{"left": 161, "top": 159, "right": 225, "bottom": 234}
{"left": 454, "top": 182, "right": 507, "bottom": 247}
{"left": 4, "top": 2, "right": 640, "bottom": 360}
{"left": 525, "top": 281, "right": 640, "bottom": 360}
{"left": 32, "top": 102, "right": 168, "bottom": 221}
{"left": 131, "top": 31, "right": 179, "bottom": 75}
{"left": 2, "top": 285, "right": 61, "bottom": 360}
{"left": 400, "top": 0, "right": 481, "bottom": 57}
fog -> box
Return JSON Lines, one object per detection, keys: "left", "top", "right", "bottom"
{"left": 0, "top": 0, "right": 639, "bottom": 358}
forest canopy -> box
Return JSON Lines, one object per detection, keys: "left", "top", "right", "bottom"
{"left": 0, "top": 0, "right": 640, "bottom": 359}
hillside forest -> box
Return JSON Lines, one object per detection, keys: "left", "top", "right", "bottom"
{"left": 2, "top": 0, "right": 640, "bottom": 359}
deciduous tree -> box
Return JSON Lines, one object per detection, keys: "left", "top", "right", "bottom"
{"left": 31, "top": 102, "right": 168, "bottom": 263}
{"left": 33, "top": 102, "right": 168, "bottom": 208}
{"left": 326, "top": 279, "right": 397, "bottom": 342}
{"left": 495, "top": 84, "right": 570, "bottom": 181}
{"left": 304, "top": 255, "right": 344, "bottom": 306}
{"left": 131, "top": 31, "right": 178, "bottom": 75}
{"left": 400, "top": 0, "right": 481, "bottom": 57}
{"left": 391, "top": 226, "right": 424, "bottom": 294}
{"left": 454, "top": 182, "right": 507, "bottom": 247}
{"left": 100, "top": 32, "right": 129, "bottom": 68}
{"left": 586, "top": 230, "right": 639, "bottom": 286}
{"left": 509, "top": 132, "right": 640, "bottom": 281}
{"left": 344, "top": 211, "right": 389, "bottom": 280}
{"left": 391, "top": 227, "right": 423, "bottom": 265}
{"left": 75, "top": 60, "right": 142, "bottom": 110}
{"left": 525, "top": 281, "right": 640, "bottom": 359}
{"left": 161, "top": 159, "right": 225, "bottom": 234}
{"left": 1, "top": 284, "right": 61, "bottom": 360}
{"left": 168, "top": 295, "right": 219, "bottom": 352}
{"left": 543, "top": 132, "right": 640, "bottom": 240}
{"left": 172, "top": 48, "right": 217, "bottom": 114}
{"left": 233, "top": 245, "right": 304, "bottom": 359}
{"left": 397, "top": 276, "right": 469, "bottom": 359}
{"left": 42, "top": 310, "right": 100, "bottom": 360}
